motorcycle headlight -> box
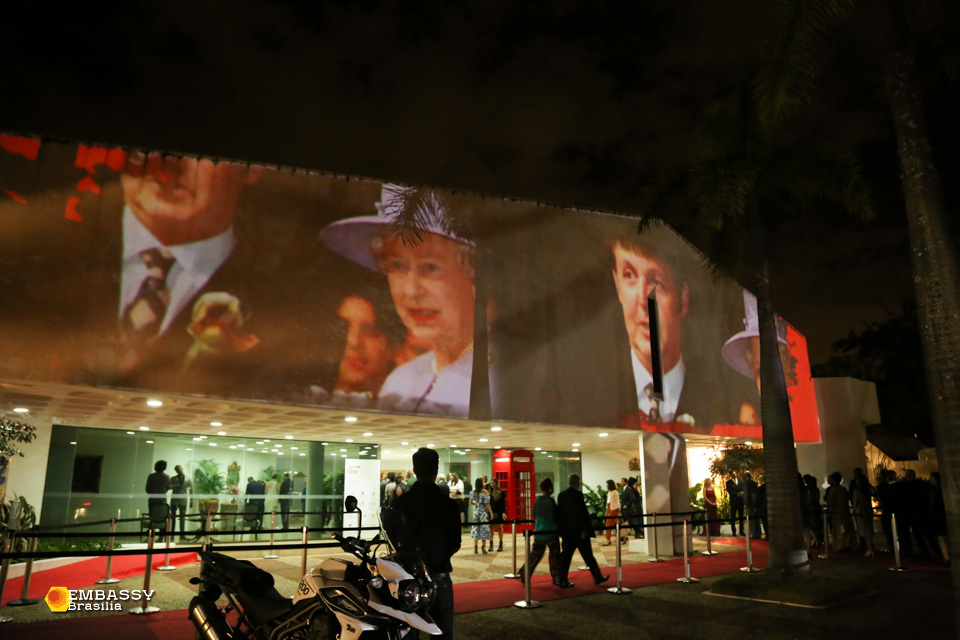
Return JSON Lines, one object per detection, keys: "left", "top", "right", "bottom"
{"left": 400, "top": 581, "right": 421, "bottom": 608}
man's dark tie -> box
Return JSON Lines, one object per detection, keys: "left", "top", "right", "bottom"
{"left": 121, "top": 248, "right": 176, "bottom": 341}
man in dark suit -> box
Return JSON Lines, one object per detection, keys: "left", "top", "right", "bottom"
{"left": 245, "top": 475, "right": 266, "bottom": 524}
{"left": 279, "top": 472, "right": 293, "bottom": 529}
{"left": 743, "top": 472, "right": 760, "bottom": 538}
{"left": 726, "top": 474, "right": 745, "bottom": 536}
{"left": 610, "top": 227, "right": 752, "bottom": 433}
{"left": 556, "top": 473, "right": 609, "bottom": 587}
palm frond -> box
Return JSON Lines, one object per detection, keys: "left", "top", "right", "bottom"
{"left": 753, "top": 0, "right": 855, "bottom": 128}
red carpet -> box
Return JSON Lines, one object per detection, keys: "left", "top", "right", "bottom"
{"left": 1, "top": 545, "right": 768, "bottom": 640}
{"left": 453, "top": 542, "right": 767, "bottom": 612}
{"left": 3, "top": 552, "right": 197, "bottom": 603}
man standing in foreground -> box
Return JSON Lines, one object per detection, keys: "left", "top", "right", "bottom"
{"left": 392, "top": 448, "right": 461, "bottom": 639}
{"left": 557, "top": 473, "right": 609, "bottom": 587}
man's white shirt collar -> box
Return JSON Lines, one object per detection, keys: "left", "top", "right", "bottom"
{"left": 631, "top": 349, "right": 685, "bottom": 422}
{"left": 121, "top": 207, "right": 236, "bottom": 334}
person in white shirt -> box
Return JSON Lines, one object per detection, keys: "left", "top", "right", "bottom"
{"left": 319, "top": 184, "right": 476, "bottom": 418}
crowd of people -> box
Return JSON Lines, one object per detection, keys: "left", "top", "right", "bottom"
{"left": 714, "top": 467, "right": 947, "bottom": 566}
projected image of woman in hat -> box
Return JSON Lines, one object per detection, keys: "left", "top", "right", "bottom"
{"left": 319, "top": 184, "right": 475, "bottom": 417}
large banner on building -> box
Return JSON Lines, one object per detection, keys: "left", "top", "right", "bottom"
{"left": 0, "top": 135, "right": 820, "bottom": 442}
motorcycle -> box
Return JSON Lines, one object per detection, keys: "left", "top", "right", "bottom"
{"left": 188, "top": 508, "right": 441, "bottom": 640}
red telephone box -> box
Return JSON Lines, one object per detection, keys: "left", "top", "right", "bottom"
{"left": 492, "top": 449, "right": 535, "bottom": 533}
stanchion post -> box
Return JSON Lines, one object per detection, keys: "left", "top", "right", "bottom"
{"left": 677, "top": 520, "right": 699, "bottom": 583}
{"left": 740, "top": 514, "right": 760, "bottom": 573}
{"left": 888, "top": 513, "right": 910, "bottom": 573}
{"left": 97, "top": 518, "right": 121, "bottom": 584}
{"left": 300, "top": 526, "right": 309, "bottom": 577}
{"left": 129, "top": 529, "right": 160, "bottom": 615}
{"left": 702, "top": 516, "right": 718, "bottom": 556}
{"left": 0, "top": 501, "right": 22, "bottom": 622}
{"left": 204, "top": 512, "right": 213, "bottom": 548}
{"left": 265, "top": 511, "right": 279, "bottom": 559}
{"left": 8, "top": 531, "right": 41, "bottom": 606}
{"left": 608, "top": 519, "right": 632, "bottom": 594}
{"left": 647, "top": 512, "right": 664, "bottom": 562}
{"left": 504, "top": 520, "right": 520, "bottom": 579}
{"left": 513, "top": 530, "right": 542, "bottom": 609}
{"left": 818, "top": 506, "right": 834, "bottom": 560}
{"left": 158, "top": 517, "right": 176, "bottom": 571}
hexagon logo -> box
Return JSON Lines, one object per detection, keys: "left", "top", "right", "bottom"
{"left": 45, "top": 586, "right": 71, "bottom": 612}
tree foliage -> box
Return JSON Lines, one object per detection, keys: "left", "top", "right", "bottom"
{"left": 0, "top": 415, "right": 36, "bottom": 458}
{"left": 709, "top": 445, "right": 766, "bottom": 481}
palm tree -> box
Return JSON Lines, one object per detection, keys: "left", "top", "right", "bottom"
{"left": 754, "top": 0, "right": 960, "bottom": 618}
{"left": 646, "top": 82, "right": 874, "bottom": 578}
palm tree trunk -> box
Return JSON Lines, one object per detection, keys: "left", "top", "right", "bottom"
{"left": 883, "top": 46, "right": 960, "bottom": 630}
{"left": 750, "top": 208, "right": 811, "bottom": 578}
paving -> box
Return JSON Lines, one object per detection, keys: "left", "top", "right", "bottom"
{"left": 0, "top": 531, "right": 953, "bottom": 639}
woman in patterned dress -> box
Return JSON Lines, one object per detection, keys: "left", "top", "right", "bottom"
{"left": 470, "top": 477, "right": 492, "bottom": 553}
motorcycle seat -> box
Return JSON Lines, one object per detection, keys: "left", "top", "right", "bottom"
{"left": 237, "top": 587, "right": 294, "bottom": 627}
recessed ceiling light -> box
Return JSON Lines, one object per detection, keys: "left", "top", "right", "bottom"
{"left": 69, "top": 441, "right": 77, "bottom": 445}
{"left": 146, "top": 440, "right": 154, "bottom": 444}
{"left": 598, "top": 432, "right": 608, "bottom": 437}
{"left": 285, "top": 435, "right": 293, "bottom": 440}
{"left": 494, "top": 445, "right": 501, "bottom": 449}
{"left": 572, "top": 448, "right": 579, "bottom": 452}
{"left": 450, "top": 444, "right": 457, "bottom": 447}
{"left": 572, "top": 443, "right": 580, "bottom": 447}
{"left": 139, "top": 426, "right": 150, "bottom": 431}
{"left": 210, "top": 421, "right": 222, "bottom": 427}
{"left": 186, "top": 448, "right": 192, "bottom": 451}
{"left": 346, "top": 439, "right": 354, "bottom": 443}
{"left": 321, "top": 442, "right": 328, "bottom": 445}
{"left": 345, "top": 416, "right": 358, "bottom": 422}
{"left": 491, "top": 426, "right": 501, "bottom": 431}
{"left": 13, "top": 407, "right": 28, "bottom": 414}
{"left": 146, "top": 400, "right": 162, "bottom": 407}
{"left": 126, "top": 431, "right": 135, "bottom": 435}
{"left": 363, "top": 432, "right": 373, "bottom": 437}
{"left": 290, "top": 447, "right": 298, "bottom": 450}
{"left": 535, "top": 447, "right": 542, "bottom": 451}
{"left": 401, "top": 442, "right": 409, "bottom": 446}
{"left": 217, "top": 431, "right": 226, "bottom": 436}
{"left": 340, "top": 448, "right": 347, "bottom": 452}
{"left": 427, "top": 444, "right": 435, "bottom": 448}
{"left": 209, "top": 443, "right": 217, "bottom": 447}
{"left": 299, "top": 453, "right": 306, "bottom": 456}
{"left": 479, "top": 438, "right": 488, "bottom": 442}
{"left": 198, "top": 436, "right": 207, "bottom": 439}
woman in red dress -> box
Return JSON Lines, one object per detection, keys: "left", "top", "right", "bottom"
{"left": 703, "top": 478, "right": 721, "bottom": 536}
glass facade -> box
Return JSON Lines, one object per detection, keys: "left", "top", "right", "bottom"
{"left": 40, "top": 425, "right": 379, "bottom": 538}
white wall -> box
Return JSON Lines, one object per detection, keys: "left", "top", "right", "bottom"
{"left": 796, "top": 377, "right": 877, "bottom": 486}
{"left": 581, "top": 449, "right": 637, "bottom": 491}
{"left": 6, "top": 417, "right": 53, "bottom": 519}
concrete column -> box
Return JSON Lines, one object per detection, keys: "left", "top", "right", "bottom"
{"left": 638, "top": 432, "right": 691, "bottom": 556}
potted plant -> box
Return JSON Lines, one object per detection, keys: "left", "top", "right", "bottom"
{"left": 191, "top": 459, "right": 226, "bottom": 515}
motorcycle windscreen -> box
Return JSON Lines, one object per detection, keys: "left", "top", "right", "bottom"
{"left": 379, "top": 507, "right": 430, "bottom": 581}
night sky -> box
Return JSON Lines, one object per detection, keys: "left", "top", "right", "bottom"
{"left": 1, "top": 0, "right": 957, "bottom": 365}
